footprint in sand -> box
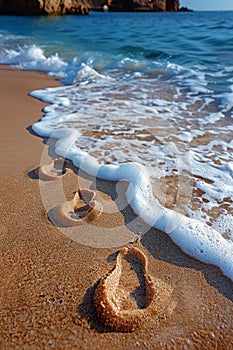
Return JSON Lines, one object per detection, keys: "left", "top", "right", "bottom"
{"left": 94, "top": 247, "right": 176, "bottom": 332}
{"left": 51, "top": 189, "right": 103, "bottom": 226}
{"left": 36, "top": 158, "right": 68, "bottom": 181}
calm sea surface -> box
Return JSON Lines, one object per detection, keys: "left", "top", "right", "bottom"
{"left": 0, "top": 11, "right": 233, "bottom": 275}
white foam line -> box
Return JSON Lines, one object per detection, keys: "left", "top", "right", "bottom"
{"left": 33, "top": 126, "right": 233, "bottom": 282}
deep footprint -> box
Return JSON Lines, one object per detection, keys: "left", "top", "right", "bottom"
{"left": 51, "top": 189, "right": 103, "bottom": 227}
{"left": 120, "top": 251, "right": 147, "bottom": 310}
{"left": 36, "top": 158, "right": 68, "bottom": 181}
{"left": 94, "top": 247, "right": 176, "bottom": 332}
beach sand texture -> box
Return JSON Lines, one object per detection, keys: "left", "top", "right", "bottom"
{"left": 0, "top": 65, "right": 233, "bottom": 349}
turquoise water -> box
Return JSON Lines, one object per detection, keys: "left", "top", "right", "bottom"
{"left": 1, "top": 11, "right": 233, "bottom": 75}
{"left": 0, "top": 11, "right": 233, "bottom": 278}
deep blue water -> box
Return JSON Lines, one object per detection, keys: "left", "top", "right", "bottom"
{"left": 1, "top": 11, "right": 233, "bottom": 99}
{"left": 1, "top": 11, "right": 233, "bottom": 69}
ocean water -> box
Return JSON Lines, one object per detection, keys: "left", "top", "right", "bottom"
{"left": 0, "top": 11, "right": 233, "bottom": 280}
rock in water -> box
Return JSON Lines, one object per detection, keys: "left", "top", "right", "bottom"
{"left": 166, "top": 0, "right": 179, "bottom": 11}
{"left": 104, "top": 0, "right": 180, "bottom": 12}
{"left": 0, "top": 0, "right": 42, "bottom": 15}
{"left": 40, "top": 0, "right": 89, "bottom": 15}
{"left": 0, "top": 0, "right": 180, "bottom": 15}
{"left": 0, "top": 0, "right": 89, "bottom": 15}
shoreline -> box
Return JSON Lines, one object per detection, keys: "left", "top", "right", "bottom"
{"left": 0, "top": 64, "right": 233, "bottom": 349}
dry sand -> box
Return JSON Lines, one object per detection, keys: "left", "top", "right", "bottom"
{"left": 0, "top": 64, "right": 233, "bottom": 349}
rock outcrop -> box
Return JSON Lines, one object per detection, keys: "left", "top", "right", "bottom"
{"left": 0, "top": 0, "right": 89, "bottom": 15}
{"left": 0, "top": 0, "right": 41, "bottom": 15}
{"left": 166, "top": 0, "right": 179, "bottom": 12}
{"left": 0, "top": 0, "right": 180, "bottom": 15}
{"left": 40, "top": 0, "right": 89, "bottom": 14}
{"left": 99, "top": 0, "right": 179, "bottom": 12}
{"left": 106, "top": 0, "right": 164, "bottom": 12}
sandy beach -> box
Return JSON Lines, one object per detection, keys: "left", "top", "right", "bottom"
{"left": 0, "top": 64, "right": 233, "bottom": 349}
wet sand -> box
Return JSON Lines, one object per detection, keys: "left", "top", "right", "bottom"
{"left": 0, "top": 64, "right": 233, "bottom": 349}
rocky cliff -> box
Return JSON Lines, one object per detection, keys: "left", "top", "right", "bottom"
{"left": 166, "top": 0, "right": 179, "bottom": 12}
{"left": 0, "top": 0, "right": 89, "bottom": 15}
{"left": 0, "top": 0, "right": 179, "bottom": 15}
{"left": 91, "top": 0, "right": 180, "bottom": 12}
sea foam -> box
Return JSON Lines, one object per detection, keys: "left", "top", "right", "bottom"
{"left": 32, "top": 124, "right": 233, "bottom": 282}
{"left": 0, "top": 45, "right": 67, "bottom": 76}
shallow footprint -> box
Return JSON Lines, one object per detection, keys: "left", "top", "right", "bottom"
{"left": 35, "top": 158, "right": 68, "bottom": 181}
{"left": 94, "top": 247, "right": 176, "bottom": 332}
{"left": 50, "top": 189, "right": 103, "bottom": 227}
